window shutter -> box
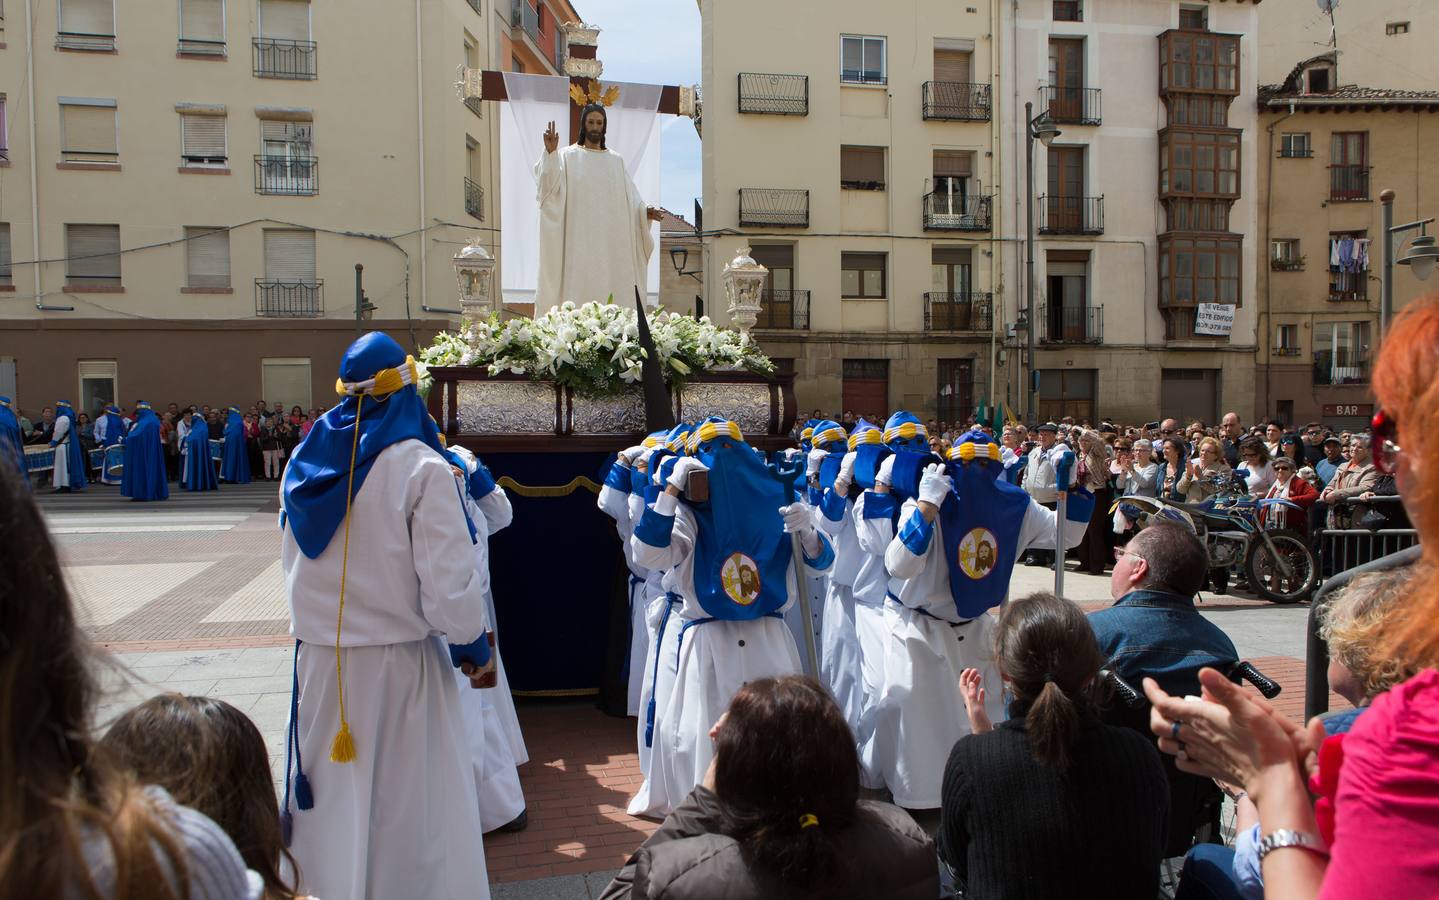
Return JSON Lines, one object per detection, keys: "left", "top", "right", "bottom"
{"left": 261, "top": 119, "right": 312, "bottom": 149}
{"left": 932, "top": 247, "right": 972, "bottom": 266}
{"left": 60, "top": 0, "right": 115, "bottom": 35}
{"left": 263, "top": 229, "right": 316, "bottom": 282}
{"left": 185, "top": 227, "right": 230, "bottom": 288}
{"left": 181, "top": 115, "right": 227, "bottom": 163}
{"left": 66, "top": 224, "right": 121, "bottom": 283}
{"left": 180, "top": 0, "right": 224, "bottom": 40}
{"left": 841, "top": 37, "right": 861, "bottom": 78}
{"left": 61, "top": 104, "right": 117, "bottom": 158}
{"left": 933, "top": 49, "right": 971, "bottom": 83}
{"left": 0, "top": 98, "right": 8, "bottom": 153}
{"left": 0, "top": 224, "right": 12, "bottom": 285}
{"left": 841, "top": 146, "right": 885, "bottom": 186}
{"left": 933, "top": 150, "right": 973, "bottom": 178}
{"left": 259, "top": 0, "right": 310, "bottom": 40}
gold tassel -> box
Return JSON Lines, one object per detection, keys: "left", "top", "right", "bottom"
{"left": 329, "top": 721, "right": 357, "bottom": 763}
{"left": 328, "top": 393, "right": 366, "bottom": 764}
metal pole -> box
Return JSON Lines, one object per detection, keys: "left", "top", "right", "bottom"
{"left": 1381, "top": 189, "right": 1394, "bottom": 335}
{"left": 1054, "top": 489, "right": 1067, "bottom": 596}
{"left": 1025, "top": 102, "right": 1038, "bottom": 424}
{"left": 354, "top": 263, "right": 364, "bottom": 336}
{"left": 791, "top": 533, "right": 821, "bottom": 677}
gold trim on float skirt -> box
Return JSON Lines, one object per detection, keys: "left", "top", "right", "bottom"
{"left": 512, "top": 687, "right": 600, "bottom": 697}
{"left": 496, "top": 475, "right": 602, "bottom": 497}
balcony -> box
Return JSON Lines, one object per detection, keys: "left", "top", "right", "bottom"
{"left": 178, "top": 38, "right": 226, "bottom": 56}
{"left": 254, "top": 156, "right": 318, "bottom": 196}
{"left": 465, "top": 177, "right": 484, "bottom": 221}
{"left": 1038, "top": 195, "right": 1104, "bottom": 235}
{"left": 922, "top": 82, "right": 992, "bottom": 121}
{"left": 739, "top": 188, "right": 809, "bottom": 228}
{"left": 1313, "top": 349, "right": 1370, "bottom": 385}
{"left": 923, "top": 192, "right": 992, "bottom": 231}
{"left": 468, "top": 0, "right": 483, "bottom": 12}
{"left": 737, "top": 73, "right": 808, "bottom": 116}
{"left": 1270, "top": 258, "right": 1305, "bottom": 272}
{"left": 253, "top": 38, "right": 317, "bottom": 79}
{"left": 1328, "top": 270, "right": 1368, "bottom": 303}
{"left": 56, "top": 31, "right": 115, "bottom": 51}
{"left": 464, "top": 95, "right": 483, "bottom": 117}
{"left": 1329, "top": 165, "right": 1369, "bottom": 201}
{"left": 1042, "top": 85, "right": 1101, "bottom": 125}
{"left": 1039, "top": 304, "right": 1103, "bottom": 344}
{"left": 1274, "top": 347, "right": 1303, "bottom": 357}
{"left": 512, "top": 0, "right": 540, "bottom": 48}
{"left": 255, "top": 280, "right": 323, "bottom": 318}
{"left": 924, "top": 292, "right": 993, "bottom": 332}
{"left": 755, "top": 289, "right": 810, "bottom": 330}
{"left": 1278, "top": 146, "right": 1313, "bottom": 159}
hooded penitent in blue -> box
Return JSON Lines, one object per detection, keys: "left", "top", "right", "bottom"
{"left": 122, "top": 402, "right": 169, "bottom": 501}
{"left": 281, "top": 332, "right": 447, "bottom": 559}
{"left": 0, "top": 396, "right": 26, "bottom": 480}
{"left": 99, "top": 405, "right": 128, "bottom": 447}
{"left": 183, "top": 415, "right": 218, "bottom": 492}
{"left": 221, "top": 407, "right": 252, "bottom": 484}
{"left": 51, "top": 401, "right": 87, "bottom": 490}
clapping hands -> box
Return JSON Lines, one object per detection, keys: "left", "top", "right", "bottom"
{"left": 960, "top": 668, "right": 993, "bottom": 735}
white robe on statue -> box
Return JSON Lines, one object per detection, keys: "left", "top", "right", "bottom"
{"left": 282, "top": 439, "right": 492, "bottom": 900}
{"left": 535, "top": 144, "right": 654, "bottom": 310}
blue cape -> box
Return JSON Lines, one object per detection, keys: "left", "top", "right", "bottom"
{"left": 282, "top": 333, "right": 446, "bottom": 559}
{"left": 0, "top": 397, "right": 24, "bottom": 479}
{"left": 221, "top": 409, "right": 251, "bottom": 484}
{"left": 99, "top": 410, "right": 127, "bottom": 447}
{"left": 122, "top": 406, "right": 169, "bottom": 501}
{"left": 52, "top": 404, "right": 87, "bottom": 489}
{"left": 183, "top": 417, "right": 217, "bottom": 491}
{"left": 936, "top": 459, "right": 1031, "bottom": 619}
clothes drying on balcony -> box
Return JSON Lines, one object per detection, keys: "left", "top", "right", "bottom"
{"left": 1329, "top": 237, "right": 1370, "bottom": 273}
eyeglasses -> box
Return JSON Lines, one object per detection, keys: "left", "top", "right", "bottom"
{"left": 1114, "top": 547, "right": 1144, "bottom": 564}
{"left": 1371, "top": 409, "right": 1401, "bottom": 475}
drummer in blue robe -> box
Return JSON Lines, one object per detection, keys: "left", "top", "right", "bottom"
{"left": 220, "top": 406, "right": 252, "bottom": 484}
{"left": 182, "top": 411, "right": 218, "bottom": 491}
{"left": 122, "top": 402, "right": 169, "bottom": 502}
{"left": 95, "top": 404, "right": 128, "bottom": 485}
{"left": 0, "top": 396, "right": 26, "bottom": 480}
{"left": 48, "top": 400, "right": 87, "bottom": 492}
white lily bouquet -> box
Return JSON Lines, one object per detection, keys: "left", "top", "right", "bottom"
{"left": 420, "top": 300, "right": 774, "bottom": 399}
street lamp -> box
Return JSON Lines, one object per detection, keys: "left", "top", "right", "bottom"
{"left": 1024, "top": 101, "right": 1061, "bottom": 423}
{"left": 1397, "top": 234, "right": 1439, "bottom": 281}
{"left": 1379, "top": 189, "right": 1435, "bottom": 335}
{"left": 452, "top": 237, "right": 497, "bottom": 320}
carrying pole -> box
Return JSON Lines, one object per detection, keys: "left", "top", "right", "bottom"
{"left": 791, "top": 532, "right": 821, "bottom": 677}
{"left": 1054, "top": 489, "right": 1067, "bottom": 596}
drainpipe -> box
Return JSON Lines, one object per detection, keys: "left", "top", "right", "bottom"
{"left": 988, "top": 0, "right": 1002, "bottom": 413}
{"left": 413, "top": 0, "right": 429, "bottom": 320}
{"left": 24, "top": 0, "right": 68, "bottom": 312}
{"left": 1260, "top": 99, "right": 1295, "bottom": 420}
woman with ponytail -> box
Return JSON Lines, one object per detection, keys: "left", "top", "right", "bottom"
{"left": 938, "top": 592, "right": 1168, "bottom": 899}
{"left": 601, "top": 675, "right": 936, "bottom": 900}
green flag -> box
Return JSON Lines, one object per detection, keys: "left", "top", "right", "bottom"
{"left": 976, "top": 397, "right": 988, "bottom": 425}
{"left": 992, "top": 400, "right": 1005, "bottom": 432}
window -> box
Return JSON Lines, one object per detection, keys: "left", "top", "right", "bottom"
{"left": 1280, "top": 132, "right": 1311, "bottom": 158}
{"left": 1271, "top": 239, "right": 1302, "bottom": 270}
{"left": 1330, "top": 132, "right": 1368, "bottom": 200}
{"left": 1165, "top": 94, "right": 1229, "bottom": 127}
{"left": 840, "top": 146, "right": 885, "bottom": 190}
{"left": 1328, "top": 231, "right": 1368, "bottom": 300}
{"left": 65, "top": 224, "right": 121, "bottom": 289}
{"left": 1164, "top": 199, "right": 1230, "bottom": 232}
{"left": 463, "top": 36, "right": 482, "bottom": 117}
{"left": 1053, "top": 0, "right": 1081, "bottom": 21}
{"left": 511, "top": 55, "right": 524, "bottom": 73}
{"left": 178, "top": 0, "right": 225, "bottom": 54}
{"left": 933, "top": 44, "right": 972, "bottom": 83}
{"left": 1158, "top": 236, "right": 1241, "bottom": 308}
{"left": 1305, "top": 64, "right": 1332, "bottom": 94}
{"left": 258, "top": 117, "right": 315, "bottom": 194}
{"left": 841, "top": 35, "right": 886, "bottom": 85}
{"left": 258, "top": 0, "right": 309, "bottom": 40}
{"left": 59, "top": 98, "right": 118, "bottom": 164}
{"left": 930, "top": 151, "right": 976, "bottom": 215}
{"left": 1045, "top": 251, "right": 1091, "bottom": 341}
{"left": 261, "top": 358, "right": 313, "bottom": 410}
{"left": 841, "top": 252, "right": 886, "bottom": 299}
{"left": 1314, "top": 322, "right": 1371, "bottom": 385}
{"left": 0, "top": 224, "right": 11, "bottom": 287}
{"left": 465, "top": 138, "right": 483, "bottom": 220}
{"left": 0, "top": 95, "right": 8, "bottom": 160}
{"left": 179, "top": 112, "right": 227, "bottom": 167}
{"left": 1275, "top": 324, "right": 1299, "bottom": 354}
{"left": 1161, "top": 129, "right": 1241, "bottom": 197}
{"left": 1037, "top": 369, "right": 1097, "bottom": 423}
{"left": 1179, "top": 5, "right": 1207, "bottom": 30}
{"left": 1160, "top": 31, "right": 1240, "bottom": 94}
{"left": 78, "top": 361, "right": 118, "bottom": 418}
{"left": 57, "top": 0, "right": 115, "bottom": 50}
{"left": 262, "top": 228, "right": 316, "bottom": 283}
{"left": 936, "top": 359, "right": 975, "bottom": 424}
{"left": 184, "top": 226, "right": 230, "bottom": 290}
{"left": 1386, "top": 21, "right": 1409, "bottom": 35}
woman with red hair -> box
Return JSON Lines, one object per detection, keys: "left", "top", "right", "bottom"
{"left": 1142, "top": 295, "right": 1439, "bottom": 899}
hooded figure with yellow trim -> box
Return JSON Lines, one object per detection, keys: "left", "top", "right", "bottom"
{"left": 865, "top": 429, "right": 1093, "bottom": 810}
{"left": 279, "top": 332, "right": 495, "bottom": 900}
{"left": 628, "top": 416, "right": 835, "bottom": 818}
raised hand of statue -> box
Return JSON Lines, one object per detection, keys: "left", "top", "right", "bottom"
{"left": 645, "top": 206, "right": 664, "bottom": 223}
{"left": 543, "top": 120, "right": 559, "bottom": 154}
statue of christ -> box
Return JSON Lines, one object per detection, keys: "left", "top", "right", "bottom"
{"left": 535, "top": 102, "right": 662, "bottom": 310}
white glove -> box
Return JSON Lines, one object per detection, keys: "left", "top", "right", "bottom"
{"left": 833, "top": 452, "right": 857, "bottom": 495}
{"left": 667, "top": 456, "right": 709, "bottom": 491}
{"left": 876, "top": 454, "right": 897, "bottom": 487}
{"left": 918, "top": 463, "right": 953, "bottom": 506}
{"left": 779, "top": 503, "right": 816, "bottom": 535}
{"left": 782, "top": 447, "right": 803, "bottom": 462}
{"left": 617, "top": 445, "right": 645, "bottom": 467}
{"left": 806, "top": 447, "right": 829, "bottom": 477}
{"left": 636, "top": 446, "right": 657, "bottom": 473}
{"left": 1048, "top": 446, "right": 1078, "bottom": 488}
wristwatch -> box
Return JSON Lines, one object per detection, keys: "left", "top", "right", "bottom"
{"left": 1256, "top": 828, "right": 1329, "bottom": 861}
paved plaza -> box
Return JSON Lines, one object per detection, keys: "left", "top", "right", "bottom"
{"left": 45, "top": 484, "right": 1337, "bottom": 898}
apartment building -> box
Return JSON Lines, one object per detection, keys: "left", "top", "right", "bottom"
{"left": 1256, "top": 53, "right": 1439, "bottom": 430}
{"left": 998, "top": 0, "right": 1261, "bottom": 427}
{"left": 699, "top": 0, "right": 1003, "bottom": 421}
{"left": 0, "top": 0, "right": 570, "bottom": 417}
{"left": 1259, "top": 0, "right": 1436, "bottom": 90}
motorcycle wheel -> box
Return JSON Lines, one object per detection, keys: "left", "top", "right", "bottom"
{"left": 1244, "top": 529, "right": 1318, "bottom": 604}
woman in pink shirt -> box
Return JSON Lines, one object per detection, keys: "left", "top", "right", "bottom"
{"left": 1143, "top": 295, "right": 1439, "bottom": 899}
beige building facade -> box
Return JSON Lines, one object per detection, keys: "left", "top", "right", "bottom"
{"left": 1258, "top": 0, "right": 1436, "bottom": 89}
{"left": 0, "top": 0, "right": 574, "bottom": 418}
{"left": 1256, "top": 54, "right": 1439, "bottom": 431}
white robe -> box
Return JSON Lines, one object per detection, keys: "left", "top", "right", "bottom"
{"left": 850, "top": 491, "right": 897, "bottom": 791}
{"left": 597, "top": 466, "right": 652, "bottom": 717}
{"left": 282, "top": 439, "right": 492, "bottom": 900}
{"left": 50, "top": 415, "right": 74, "bottom": 488}
{"left": 535, "top": 144, "right": 654, "bottom": 311}
{"left": 814, "top": 481, "right": 866, "bottom": 742}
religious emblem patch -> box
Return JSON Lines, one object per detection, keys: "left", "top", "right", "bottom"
{"left": 958, "top": 527, "right": 999, "bottom": 580}
{"left": 720, "top": 552, "right": 762, "bottom": 606}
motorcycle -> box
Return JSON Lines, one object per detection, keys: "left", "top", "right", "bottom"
{"left": 1111, "top": 470, "right": 1319, "bottom": 604}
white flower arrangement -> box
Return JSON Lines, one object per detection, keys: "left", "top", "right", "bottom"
{"left": 419, "top": 300, "right": 774, "bottom": 399}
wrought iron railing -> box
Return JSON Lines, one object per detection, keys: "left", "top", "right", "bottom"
{"left": 923, "top": 192, "right": 991, "bottom": 231}
{"left": 1274, "top": 347, "right": 1302, "bottom": 357}
{"left": 739, "top": 189, "right": 809, "bottom": 228}
{"left": 254, "top": 156, "right": 318, "bottom": 195}
{"left": 924, "top": 292, "right": 993, "bottom": 331}
{"left": 56, "top": 31, "right": 115, "bottom": 51}
{"left": 255, "top": 280, "right": 323, "bottom": 317}
{"left": 1278, "top": 146, "right": 1313, "bottom": 159}
{"left": 467, "top": 0, "right": 482, "bottom": 12}
{"left": 464, "top": 96, "right": 483, "bottom": 117}
{"left": 253, "top": 38, "right": 317, "bottom": 79}
{"left": 1271, "top": 258, "right": 1305, "bottom": 272}
{"left": 1039, "top": 304, "right": 1103, "bottom": 343}
{"left": 737, "top": 73, "right": 808, "bottom": 115}
{"left": 1037, "top": 195, "right": 1104, "bottom": 234}
{"left": 755, "top": 289, "right": 810, "bottom": 330}
{"left": 1327, "top": 270, "right": 1367, "bottom": 302}
{"left": 512, "top": 0, "right": 540, "bottom": 47}
{"left": 465, "top": 177, "right": 484, "bottom": 221}
{"left": 922, "top": 82, "right": 992, "bottom": 121}
{"left": 1329, "top": 164, "right": 1369, "bottom": 201}
{"left": 1313, "top": 349, "right": 1369, "bottom": 385}
{"left": 178, "top": 38, "right": 226, "bottom": 55}
{"left": 1042, "top": 84, "right": 1102, "bottom": 125}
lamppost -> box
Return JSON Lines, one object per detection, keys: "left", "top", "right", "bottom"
{"left": 353, "top": 264, "right": 376, "bottom": 336}
{"left": 1385, "top": 189, "right": 1438, "bottom": 334}
{"left": 1023, "top": 102, "right": 1061, "bottom": 423}
{"left": 669, "top": 245, "right": 705, "bottom": 318}
{"left": 721, "top": 246, "right": 767, "bottom": 336}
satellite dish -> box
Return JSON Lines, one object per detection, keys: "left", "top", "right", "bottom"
{"left": 1316, "top": 0, "right": 1337, "bottom": 12}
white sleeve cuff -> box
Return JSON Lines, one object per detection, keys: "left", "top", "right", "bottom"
{"left": 653, "top": 490, "right": 680, "bottom": 517}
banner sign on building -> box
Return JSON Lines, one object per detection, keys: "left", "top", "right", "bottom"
{"left": 1194, "top": 303, "right": 1236, "bottom": 337}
